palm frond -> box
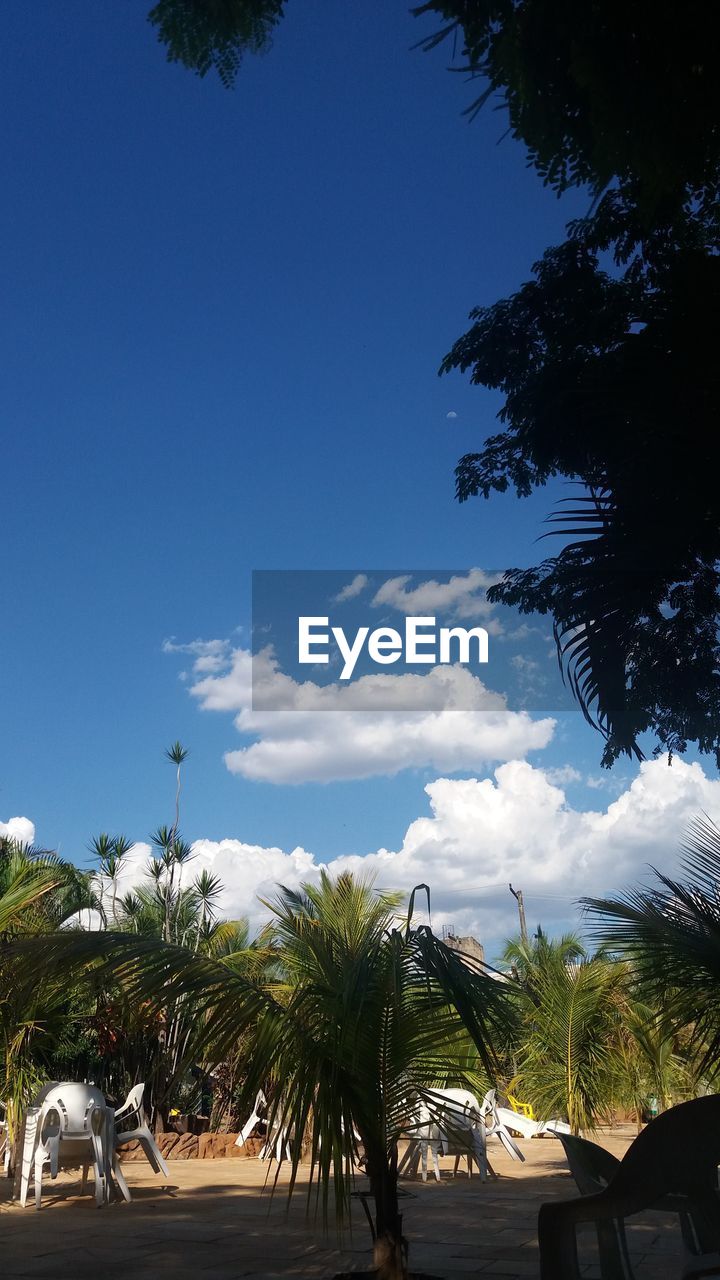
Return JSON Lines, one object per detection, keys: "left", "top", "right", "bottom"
{"left": 584, "top": 816, "right": 720, "bottom": 1066}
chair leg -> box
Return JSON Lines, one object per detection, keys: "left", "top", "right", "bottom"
{"left": 19, "top": 1156, "right": 31, "bottom": 1208}
{"left": 138, "top": 1129, "right": 169, "bottom": 1177}
{"left": 90, "top": 1132, "right": 107, "bottom": 1205}
{"left": 474, "top": 1132, "right": 488, "bottom": 1181}
{"left": 538, "top": 1201, "right": 583, "bottom": 1279}
{"left": 397, "top": 1141, "right": 415, "bottom": 1176}
{"left": 19, "top": 1112, "right": 39, "bottom": 1209}
{"left": 34, "top": 1150, "right": 44, "bottom": 1209}
{"left": 137, "top": 1136, "right": 161, "bottom": 1174}
{"left": 498, "top": 1128, "right": 525, "bottom": 1162}
{"left": 112, "top": 1154, "right": 132, "bottom": 1202}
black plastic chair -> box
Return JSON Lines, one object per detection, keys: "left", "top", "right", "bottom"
{"left": 539, "top": 1097, "right": 720, "bottom": 1279}
{"left": 556, "top": 1133, "right": 632, "bottom": 1276}
{"left": 557, "top": 1132, "right": 620, "bottom": 1194}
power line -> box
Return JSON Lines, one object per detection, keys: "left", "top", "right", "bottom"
{"left": 373, "top": 883, "right": 575, "bottom": 902}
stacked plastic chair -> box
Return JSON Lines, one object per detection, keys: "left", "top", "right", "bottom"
{"left": 19, "top": 1082, "right": 108, "bottom": 1208}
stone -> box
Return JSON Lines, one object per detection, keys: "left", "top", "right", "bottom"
{"left": 172, "top": 1133, "right": 199, "bottom": 1160}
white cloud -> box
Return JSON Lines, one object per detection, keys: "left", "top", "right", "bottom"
{"left": 333, "top": 573, "right": 369, "bottom": 602}
{"left": 250, "top": 755, "right": 720, "bottom": 942}
{"left": 188, "top": 646, "right": 555, "bottom": 783}
{"left": 75, "top": 756, "right": 720, "bottom": 950}
{"left": 544, "top": 765, "right": 582, "bottom": 786}
{"left": 372, "top": 570, "right": 503, "bottom": 622}
{"left": 162, "top": 637, "right": 231, "bottom": 674}
{"left": 0, "top": 815, "right": 35, "bottom": 845}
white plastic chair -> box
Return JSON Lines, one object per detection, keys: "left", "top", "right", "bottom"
{"left": 19, "top": 1083, "right": 108, "bottom": 1208}
{"left": 113, "top": 1083, "right": 169, "bottom": 1179}
{"left": 235, "top": 1088, "right": 267, "bottom": 1148}
{"left": 431, "top": 1088, "right": 488, "bottom": 1182}
{"left": 480, "top": 1089, "right": 526, "bottom": 1162}
{"left": 400, "top": 1088, "right": 488, "bottom": 1183}
{"left": 259, "top": 1101, "right": 293, "bottom": 1163}
{"left": 495, "top": 1103, "right": 570, "bottom": 1139}
{"left": 236, "top": 1088, "right": 292, "bottom": 1162}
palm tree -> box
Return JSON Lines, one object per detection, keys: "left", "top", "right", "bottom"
{"left": 163, "top": 740, "right": 189, "bottom": 944}
{"left": 91, "top": 839, "right": 255, "bottom": 1125}
{"left": 24, "top": 871, "right": 511, "bottom": 1278}
{"left": 618, "top": 994, "right": 694, "bottom": 1121}
{"left": 584, "top": 815, "right": 720, "bottom": 1076}
{"left": 90, "top": 833, "right": 133, "bottom": 927}
{"left": 502, "top": 930, "right": 627, "bottom": 1133}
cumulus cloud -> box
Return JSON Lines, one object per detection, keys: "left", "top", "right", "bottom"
{"left": 0, "top": 815, "right": 35, "bottom": 845}
{"left": 188, "top": 646, "right": 555, "bottom": 783}
{"left": 333, "top": 573, "right": 369, "bottom": 602}
{"left": 78, "top": 756, "right": 720, "bottom": 950}
{"left": 332, "top": 757, "right": 708, "bottom": 929}
{"left": 372, "top": 569, "right": 503, "bottom": 622}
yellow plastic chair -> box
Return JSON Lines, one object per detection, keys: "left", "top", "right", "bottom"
{"left": 508, "top": 1093, "right": 536, "bottom": 1121}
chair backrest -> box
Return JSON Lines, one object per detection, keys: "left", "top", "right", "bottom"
{"left": 31, "top": 1081, "right": 60, "bottom": 1109}
{"left": 118, "top": 1083, "right": 145, "bottom": 1118}
{"left": 607, "top": 1096, "right": 720, "bottom": 1207}
{"left": 422, "top": 1088, "right": 484, "bottom": 1152}
{"left": 41, "top": 1083, "right": 106, "bottom": 1139}
{"left": 508, "top": 1093, "right": 534, "bottom": 1119}
{"left": 557, "top": 1132, "right": 621, "bottom": 1197}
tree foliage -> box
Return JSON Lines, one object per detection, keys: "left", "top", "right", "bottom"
{"left": 416, "top": 2, "right": 720, "bottom": 216}
{"left": 447, "top": 241, "right": 720, "bottom": 765}
{"left": 584, "top": 816, "right": 720, "bottom": 1074}
{"left": 424, "top": 3, "right": 720, "bottom": 765}
{"left": 148, "top": 0, "right": 285, "bottom": 86}
{"left": 0, "top": 838, "right": 96, "bottom": 1161}
{"left": 503, "top": 931, "right": 627, "bottom": 1133}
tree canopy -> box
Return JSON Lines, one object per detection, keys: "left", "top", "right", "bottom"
{"left": 148, "top": 0, "right": 285, "bottom": 87}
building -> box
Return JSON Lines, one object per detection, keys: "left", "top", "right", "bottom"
{"left": 442, "top": 927, "right": 485, "bottom": 972}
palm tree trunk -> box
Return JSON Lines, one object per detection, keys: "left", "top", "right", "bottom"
{"left": 365, "top": 1141, "right": 408, "bottom": 1280}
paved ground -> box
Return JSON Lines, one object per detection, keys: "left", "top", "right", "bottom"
{"left": 0, "top": 1127, "right": 687, "bottom": 1278}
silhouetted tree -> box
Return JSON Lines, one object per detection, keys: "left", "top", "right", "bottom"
{"left": 147, "top": 0, "right": 285, "bottom": 85}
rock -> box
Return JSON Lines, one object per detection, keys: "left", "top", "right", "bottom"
{"left": 199, "top": 1133, "right": 232, "bottom": 1158}
{"left": 116, "top": 1139, "right": 141, "bottom": 1162}
{"left": 172, "top": 1132, "right": 199, "bottom": 1159}
{"left": 198, "top": 1132, "right": 257, "bottom": 1158}
{"left": 120, "top": 1129, "right": 260, "bottom": 1161}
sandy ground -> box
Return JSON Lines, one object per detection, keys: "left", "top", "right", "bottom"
{"left": 0, "top": 1127, "right": 688, "bottom": 1278}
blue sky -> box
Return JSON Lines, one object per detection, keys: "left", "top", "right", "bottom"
{"left": 2, "top": 2, "right": 715, "bottom": 958}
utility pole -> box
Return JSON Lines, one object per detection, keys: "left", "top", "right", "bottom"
{"left": 509, "top": 883, "right": 528, "bottom": 946}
